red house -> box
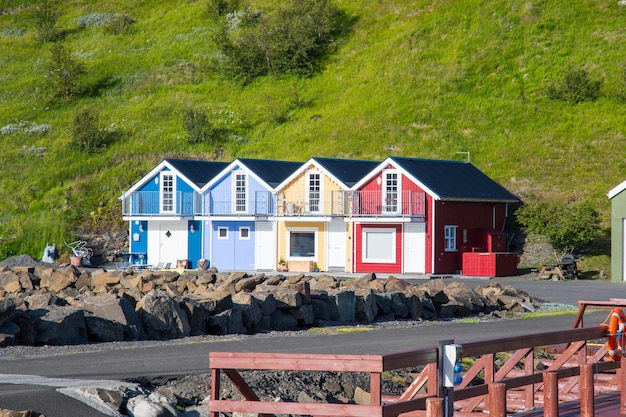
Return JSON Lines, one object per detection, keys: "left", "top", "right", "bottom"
{"left": 349, "top": 157, "right": 519, "bottom": 275}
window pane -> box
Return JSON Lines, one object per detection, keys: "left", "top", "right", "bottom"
{"left": 218, "top": 227, "right": 228, "bottom": 238}
{"left": 289, "top": 232, "right": 315, "bottom": 258}
{"left": 308, "top": 173, "right": 320, "bottom": 212}
{"left": 235, "top": 173, "right": 246, "bottom": 212}
{"left": 240, "top": 227, "right": 249, "bottom": 239}
{"left": 364, "top": 230, "right": 394, "bottom": 261}
{"left": 162, "top": 174, "right": 174, "bottom": 212}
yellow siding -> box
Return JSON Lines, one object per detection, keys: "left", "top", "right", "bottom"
{"left": 278, "top": 221, "right": 326, "bottom": 271}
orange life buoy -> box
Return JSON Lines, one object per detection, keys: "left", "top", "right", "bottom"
{"left": 604, "top": 308, "right": 626, "bottom": 362}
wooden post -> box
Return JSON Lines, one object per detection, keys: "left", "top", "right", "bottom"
{"left": 426, "top": 397, "right": 444, "bottom": 417}
{"left": 543, "top": 371, "right": 559, "bottom": 417}
{"left": 621, "top": 358, "right": 626, "bottom": 414}
{"left": 488, "top": 382, "right": 506, "bottom": 417}
{"left": 579, "top": 363, "right": 594, "bottom": 417}
{"left": 209, "top": 368, "right": 220, "bottom": 417}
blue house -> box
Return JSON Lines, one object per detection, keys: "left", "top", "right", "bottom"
{"left": 200, "top": 158, "right": 302, "bottom": 271}
{"left": 120, "top": 159, "right": 228, "bottom": 268}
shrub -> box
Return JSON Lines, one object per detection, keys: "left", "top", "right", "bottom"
{"left": 43, "top": 44, "right": 86, "bottom": 101}
{"left": 516, "top": 200, "right": 599, "bottom": 254}
{"left": 184, "top": 108, "right": 217, "bottom": 145}
{"left": 71, "top": 108, "right": 107, "bottom": 152}
{"left": 77, "top": 12, "right": 135, "bottom": 34}
{"left": 546, "top": 68, "right": 602, "bottom": 103}
{"left": 212, "top": 0, "right": 344, "bottom": 82}
{"left": 207, "top": 0, "right": 241, "bottom": 19}
{"left": 34, "top": 0, "right": 59, "bottom": 43}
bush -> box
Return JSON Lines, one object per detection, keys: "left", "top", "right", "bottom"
{"left": 516, "top": 200, "right": 599, "bottom": 254}
{"left": 546, "top": 68, "right": 602, "bottom": 103}
{"left": 184, "top": 107, "right": 220, "bottom": 145}
{"left": 212, "top": 0, "right": 344, "bottom": 82}
{"left": 77, "top": 12, "right": 135, "bottom": 34}
{"left": 71, "top": 108, "right": 107, "bottom": 152}
{"left": 34, "top": 0, "right": 59, "bottom": 43}
{"left": 43, "top": 44, "right": 86, "bottom": 101}
{"left": 207, "top": 0, "right": 241, "bottom": 19}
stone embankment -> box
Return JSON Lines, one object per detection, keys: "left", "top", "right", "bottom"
{"left": 0, "top": 255, "right": 541, "bottom": 347}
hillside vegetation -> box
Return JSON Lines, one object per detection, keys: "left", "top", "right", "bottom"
{"left": 1, "top": 0, "right": 625, "bottom": 268}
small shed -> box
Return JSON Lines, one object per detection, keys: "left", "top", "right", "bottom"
{"left": 608, "top": 180, "right": 626, "bottom": 282}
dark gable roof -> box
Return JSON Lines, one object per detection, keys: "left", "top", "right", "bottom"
{"left": 165, "top": 159, "right": 229, "bottom": 188}
{"left": 390, "top": 157, "right": 519, "bottom": 202}
{"left": 237, "top": 158, "right": 303, "bottom": 188}
{"left": 313, "top": 157, "right": 380, "bottom": 188}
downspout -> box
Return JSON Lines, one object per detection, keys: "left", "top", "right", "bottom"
{"left": 431, "top": 198, "right": 436, "bottom": 274}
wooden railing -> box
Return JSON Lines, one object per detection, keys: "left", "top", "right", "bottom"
{"left": 208, "top": 303, "right": 626, "bottom": 417}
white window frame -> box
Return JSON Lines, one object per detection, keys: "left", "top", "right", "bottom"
{"left": 218, "top": 226, "right": 228, "bottom": 240}
{"left": 362, "top": 227, "right": 396, "bottom": 263}
{"left": 160, "top": 172, "right": 175, "bottom": 214}
{"left": 382, "top": 169, "right": 400, "bottom": 214}
{"left": 306, "top": 171, "right": 322, "bottom": 213}
{"left": 233, "top": 172, "right": 247, "bottom": 213}
{"left": 287, "top": 228, "right": 318, "bottom": 260}
{"left": 444, "top": 225, "right": 458, "bottom": 252}
{"left": 239, "top": 226, "right": 250, "bottom": 240}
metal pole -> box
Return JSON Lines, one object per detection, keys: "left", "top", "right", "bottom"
{"left": 580, "top": 363, "right": 594, "bottom": 417}
{"left": 621, "top": 358, "right": 626, "bottom": 414}
{"left": 543, "top": 371, "right": 559, "bottom": 417}
{"left": 488, "top": 382, "right": 506, "bottom": 417}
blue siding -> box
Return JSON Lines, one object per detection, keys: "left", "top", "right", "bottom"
{"left": 129, "top": 220, "right": 148, "bottom": 264}
{"left": 187, "top": 220, "right": 202, "bottom": 268}
{"left": 211, "top": 221, "right": 255, "bottom": 270}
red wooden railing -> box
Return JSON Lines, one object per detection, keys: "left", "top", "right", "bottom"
{"left": 208, "top": 301, "right": 626, "bottom": 417}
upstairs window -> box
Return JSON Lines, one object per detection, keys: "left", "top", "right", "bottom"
{"left": 307, "top": 172, "right": 321, "bottom": 213}
{"left": 161, "top": 173, "right": 174, "bottom": 213}
{"left": 234, "top": 173, "right": 247, "bottom": 213}
{"left": 444, "top": 225, "right": 457, "bottom": 251}
{"left": 383, "top": 170, "right": 399, "bottom": 213}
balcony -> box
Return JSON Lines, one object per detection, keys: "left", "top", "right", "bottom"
{"left": 122, "top": 191, "right": 201, "bottom": 216}
{"left": 275, "top": 190, "right": 426, "bottom": 218}
{"left": 350, "top": 190, "right": 426, "bottom": 218}
{"left": 209, "top": 191, "right": 275, "bottom": 216}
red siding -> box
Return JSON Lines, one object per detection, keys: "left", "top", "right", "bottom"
{"left": 433, "top": 201, "right": 510, "bottom": 274}
{"left": 354, "top": 223, "right": 402, "bottom": 273}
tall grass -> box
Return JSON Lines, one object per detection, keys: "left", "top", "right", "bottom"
{"left": 1, "top": 0, "right": 626, "bottom": 260}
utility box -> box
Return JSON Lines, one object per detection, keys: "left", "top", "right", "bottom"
{"left": 462, "top": 252, "right": 517, "bottom": 277}
{"left": 478, "top": 229, "right": 507, "bottom": 252}
{"left": 442, "top": 344, "right": 463, "bottom": 388}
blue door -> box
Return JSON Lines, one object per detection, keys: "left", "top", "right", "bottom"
{"left": 211, "top": 221, "right": 255, "bottom": 271}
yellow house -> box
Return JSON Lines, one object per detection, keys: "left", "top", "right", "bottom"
{"left": 274, "top": 157, "right": 379, "bottom": 272}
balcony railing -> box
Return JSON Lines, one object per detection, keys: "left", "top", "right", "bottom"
{"left": 209, "top": 191, "right": 275, "bottom": 216}
{"left": 276, "top": 190, "right": 426, "bottom": 218}
{"left": 122, "top": 191, "right": 201, "bottom": 216}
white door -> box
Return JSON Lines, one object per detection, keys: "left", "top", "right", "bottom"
{"left": 255, "top": 222, "right": 275, "bottom": 271}
{"left": 404, "top": 223, "right": 426, "bottom": 273}
{"left": 154, "top": 221, "right": 187, "bottom": 266}
{"left": 327, "top": 221, "right": 346, "bottom": 272}
{"left": 623, "top": 219, "right": 626, "bottom": 281}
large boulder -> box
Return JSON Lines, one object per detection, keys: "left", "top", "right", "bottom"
{"left": 136, "top": 291, "right": 190, "bottom": 340}
{"left": 31, "top": 305, "right": 88, "bottom": 345}
{"left": 75, "top": 293, "right": 146, "bottom": 341}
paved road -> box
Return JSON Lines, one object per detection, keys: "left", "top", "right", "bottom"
{"left": 1, "top": 276, "right": 624, "bottom": 416}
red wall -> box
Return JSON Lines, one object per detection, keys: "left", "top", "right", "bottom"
{"left": 354, "top": 223, "right": 402, "bottom": 274}
{"left": 432, "top": 201, "right": 510, "bottom": 274}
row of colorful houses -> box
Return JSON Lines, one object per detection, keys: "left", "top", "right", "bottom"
{"left": 120, "top": 156, "right": 519, "bottom": 274}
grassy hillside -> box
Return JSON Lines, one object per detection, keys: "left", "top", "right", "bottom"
{"left": 1, "top": 0, "right": 625, "bottom": 269}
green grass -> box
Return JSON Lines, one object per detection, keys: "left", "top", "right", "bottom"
{"left": 2, "top": 0, "right": 626, "bottom": 264}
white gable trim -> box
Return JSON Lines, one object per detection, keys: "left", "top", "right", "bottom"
{"left": 350, "top": 157, "right": 442, "bottom": 200}
{"left": 608, "top": 179, "right": 626, "bottom": 199}
{"left": 275, "top": 158, "right": 351, "bottom": 191}
{"left": 120, "top": 160, "right": 203, "bottom": 199}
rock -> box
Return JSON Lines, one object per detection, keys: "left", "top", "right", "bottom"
{"left": 76, "top": 293, "right": 146, "bottom": 340}
{"left": 271, "top": 288, "right": 302, "bottom": 309}
{"left": 0, "top": 321, "right": 20, "bottom": 347}
{"left": 40, "top": 268, "right": 78, "bottom": 292}
{"left": 126, "top": 392, "right": 178, "bottom": 417}
{"left": 31, "top": 305, "right": 88, "bottom": 345}
{"left": 0, "top": 298, "right": 16, "bottom": 326}
{"left": 354, "top": 289, "right": 378, "bottom": 323}
{"left": 353, "top": 386, "right": 370, "bottom": 406}
{"left": 309, "top": 274, "right": 340, "bottom": 291}
{"left": 0, "top": 409, "right": 42, "bottom": 417}
{"left": 291, "top": 304, "right": 314, "bottom": 326}
{"left": 136, "top": 291, "right": 190, "bottom": 340}
{"left": 269, "top": 309, "right": 298, "bottom": 331}
{"left": 232, "top": 292, "right": 264, "bottom": 331}
{"left": 330, "top": 290, "right": 356, "bottom": 322}
{"left": 207, "top": 305, "right": 246, "bottom": 335}
{"left": 0, "top": 271, "right": 20, "bottom": 292}
{"left": 234, "top": 273, "right": 265, "bottom": 292}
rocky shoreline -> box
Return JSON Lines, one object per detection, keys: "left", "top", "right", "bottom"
{"left": 0, "top": 254, "right": 545, "bottom": 416}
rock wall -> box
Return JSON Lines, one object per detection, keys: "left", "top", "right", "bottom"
{"left": 0, "top": 256, "right": 542, "bottom": 347}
